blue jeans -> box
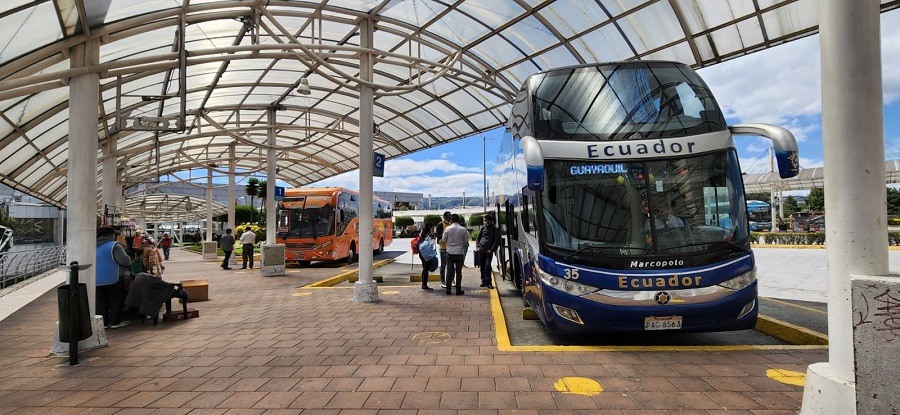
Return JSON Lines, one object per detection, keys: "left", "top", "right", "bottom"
{"left": 162, "top": 246, "right": 170, "bottom": 260}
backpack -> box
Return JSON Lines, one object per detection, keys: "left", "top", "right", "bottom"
{"left": 410, "top": 235, "right": 421, "bottom": 255}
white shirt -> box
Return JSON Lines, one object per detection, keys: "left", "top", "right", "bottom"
{"left": 645, "top": 214, "right": 684, "bottom": 231}
{"left": 239, "top": 231, "right": 256, "bottom": 244}
{"left": 441, "top": 223, "right": 470, "bottom": 255}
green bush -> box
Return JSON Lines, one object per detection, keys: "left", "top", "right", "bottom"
{"left": 234, "top": 224, "right": 266, "bottom": 243}
{"left": 889, "top": 217, "right": 900, "bottom": 226}
{"left": 423, "top": 214, "right": 442, "bottom": 227}
{"left": 747, "top": 231, "right": 900, "bottom": 246}
{"left": 395, "top": 216, "right": 414, "bottom": 228}
{"left": 471, "top": 229, "right": 479, "bottom": 241}
{"left": 468, "top": 214, "right": 484, "bottom": 227}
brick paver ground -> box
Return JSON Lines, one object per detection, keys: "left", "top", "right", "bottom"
{"left": 0, "top": 247, "right": 825, "bottom": 414}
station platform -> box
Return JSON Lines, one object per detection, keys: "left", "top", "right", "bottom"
{"left": 0, "top": 242, "right": 832, "bottom": 413}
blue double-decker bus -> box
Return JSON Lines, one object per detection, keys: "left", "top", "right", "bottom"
{"left": 491, "top": 61, "right": 799, "bottom": 334}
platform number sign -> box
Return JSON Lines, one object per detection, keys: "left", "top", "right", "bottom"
{"left": 274, "top": 186, "right": 285, "bottom": 201}
{"left": 374, "top": 152, "right": 385, "bottom": 177}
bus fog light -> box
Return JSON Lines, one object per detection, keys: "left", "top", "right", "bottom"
{"left": 718, "top": 268, "right": 756, "bottom": 290}
{"left": 552, "top": 304, "right": 584, "bottom": 324}
{"left": 737, "top": 299, "right": 756, "bottom": 319}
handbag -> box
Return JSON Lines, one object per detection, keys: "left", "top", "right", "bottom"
{"left": 429, "top": 257, "right": 438, "bottom": 273}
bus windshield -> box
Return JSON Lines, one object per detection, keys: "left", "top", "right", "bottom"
{"left": 531, "top": 62, "right": 726, "bottom": 141}
{"left": 276, "top": 195, "right": 336, "bottom": 238}
{"left": 540, "top": 150, "right": 749, "bottom": 261}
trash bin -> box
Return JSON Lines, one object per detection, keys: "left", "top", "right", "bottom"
{"left": 57, "top": 283, "right": 92, "bottom": 342}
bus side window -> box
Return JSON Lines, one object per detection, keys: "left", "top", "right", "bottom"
{"left": 522, "top": 189, "right": 538, "bottom": 237}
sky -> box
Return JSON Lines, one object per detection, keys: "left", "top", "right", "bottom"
{"left": 313, "top": 9, "right": 900, "bottom": 201}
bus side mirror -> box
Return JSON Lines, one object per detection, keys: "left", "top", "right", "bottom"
{"left": 730, "top": 124, "right": 800, "bottom": 179}
{"left": 521, "top": 136, "right": 544, "bottom": 191}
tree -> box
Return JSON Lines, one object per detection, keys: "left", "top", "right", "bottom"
{"left": 257, "top": 179, "right": 268, "bottom": 219}
{"left": 807, "top": 188, "right": 825, "bottom": 212}
{"left": 887, "top": 188, "right": 900, "bottom": 215}
{"left": 783, "top": 196, "right": 800, "bottom": 216}
{"left": 245, "top": 178, "right": 261, "bottom": 222}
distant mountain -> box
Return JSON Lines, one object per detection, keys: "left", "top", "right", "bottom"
{"left": 422, "top": 196, "right": 487, "bottom": 210}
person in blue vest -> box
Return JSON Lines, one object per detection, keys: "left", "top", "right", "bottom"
{"left": 96, "top": 226, "right": 133, "bottom": 329}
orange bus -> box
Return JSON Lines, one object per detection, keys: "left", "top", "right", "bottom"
{"left": 275, "top": 187, "right": 393, "bottom": 265}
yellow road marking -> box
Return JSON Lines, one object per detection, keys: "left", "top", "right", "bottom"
{"left": 292, "top": 292, "right": 311, "bottom": 297}
{"left": 554, "top": 377, "right": 603, "bottom": 396}
{"left": 767, "top": 368, "right": 806, "bottom": 386}
{"left": 762, "top": 297, "right": 827, "bottom": 315}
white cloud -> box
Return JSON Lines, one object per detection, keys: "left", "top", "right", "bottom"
{"left": 313, "top": 156, "right": 489, "bottom": 199}
{"left": 700, "top": 9, "right": 900, "bottom": 125}
{"left": 698, "top": 36, "right": 822, "bottom": 126}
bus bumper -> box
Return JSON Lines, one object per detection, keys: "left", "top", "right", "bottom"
{"left": 533, "top": 283, "right": 759, "bottom": 334}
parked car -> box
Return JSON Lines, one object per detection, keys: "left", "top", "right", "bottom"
{"left": 749, "top": 221, "right": 772, "bottom": 232}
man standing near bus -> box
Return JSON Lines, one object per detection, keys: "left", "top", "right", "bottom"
{"left": 435, "top": 211, "right": 452, "bottom": 289}
{"left": 475, "top": 213, "right": 500, "bottom": 289}
{"left": 440, "top": 214, "right": 470, "bottom": 296}
{"left": 239, "top": 227, "right": 256, "bottom": 269}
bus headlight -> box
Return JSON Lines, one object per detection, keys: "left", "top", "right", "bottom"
{"left": 718, "top": 268, "right": 756, "bottom": 290}
{"left": 538, "top": 267, "right": 599, "bottom": 296}
{"left": 314, "top": 240, "right": 332, "bottom": 250}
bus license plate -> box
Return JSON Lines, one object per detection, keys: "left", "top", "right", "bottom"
{"left": 644, "top": 316, "right": 682, "bottom": 330}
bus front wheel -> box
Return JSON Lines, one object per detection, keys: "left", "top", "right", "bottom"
{"left": 374, "top": 239, "right": 384, "bottom": 255}
{"left": 512, "top": 257, "right": 523, "bottom": 290}
{"left": 347, "top": 243, "right": 356, "bottom": 265}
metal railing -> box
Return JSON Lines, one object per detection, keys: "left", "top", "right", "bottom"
{"left": 0, "top": 246, "right": 66, "bottom": 289}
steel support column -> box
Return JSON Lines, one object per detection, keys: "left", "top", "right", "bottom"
{"left": 206, "top": 168, "right": 213, "bottom": 241}
{"left": 266, "top": 108, "right": 276, "bottom": 243}
{"left": 353, "top": 17, "right": 378, "bottom": 303}
{"left": 66, "top": 42, "right": 100, "bottom": 311}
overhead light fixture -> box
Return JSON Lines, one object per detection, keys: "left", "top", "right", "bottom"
{"left": 296, "top": 78, "right": 311, "bottom": 95}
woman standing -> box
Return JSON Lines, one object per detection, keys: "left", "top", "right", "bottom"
{"left": 417, "top": 224, "right": 437, "bottom": 291}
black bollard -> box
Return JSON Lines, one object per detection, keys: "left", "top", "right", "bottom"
{"left": 69, "top": 261, "right": 79, "bottom": 366}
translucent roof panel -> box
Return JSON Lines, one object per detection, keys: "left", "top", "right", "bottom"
{"left": 0, "top": 0, "right": 896, "bottom": 208}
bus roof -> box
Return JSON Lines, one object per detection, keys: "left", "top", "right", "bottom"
{"left": 282, "top": 187, "right": 391, "bottom": 204}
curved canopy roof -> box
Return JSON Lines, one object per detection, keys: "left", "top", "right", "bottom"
{"left": 1, "top": 0, "right": 898, "bottom": 208}
{"left": 123, "top": 193, "right": 227, "bottom": 222}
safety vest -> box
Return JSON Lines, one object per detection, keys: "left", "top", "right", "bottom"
{"left": 95, "top": 240, "right": 119, "bottom": 286}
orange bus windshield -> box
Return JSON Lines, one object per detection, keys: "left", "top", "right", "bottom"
{"left": 276, "top": 196, "right": 336, "bottom": 238}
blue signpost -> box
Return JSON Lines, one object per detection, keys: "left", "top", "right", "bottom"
{"left": 374, "top": 152, "right": 385, "bottom": 177}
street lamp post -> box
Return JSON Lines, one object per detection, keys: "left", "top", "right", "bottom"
{"left": 483, "top": 135, "right": 487, "bottom": 212}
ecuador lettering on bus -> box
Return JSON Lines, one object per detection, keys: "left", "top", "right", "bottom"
{"left": 491, "top": 61, "right": 799, "bottom": 334}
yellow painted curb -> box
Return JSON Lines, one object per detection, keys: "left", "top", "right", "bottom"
{"left": 305, "top": 259, "right": 393, "bottom": 287}
{"left": 755, "top": 315, "right": 828, "bottom": 345}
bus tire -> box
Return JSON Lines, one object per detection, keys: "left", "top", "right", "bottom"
{"left": 299, "top": 261, "right": 311, "bottom": 267}
{"left": 347, "top": 243, "right": 356, "bottom": 265}
{"left": 513, "top": 256, "right": 523, "bottom": 290}
{"left": 374, "top": 239, "right": 384, "bottom": 255}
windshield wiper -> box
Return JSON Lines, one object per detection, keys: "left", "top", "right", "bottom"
{"left": 657, "top": 240, "right": 747, "bottom": 254}
{"left": 563, "top": 245, "right": 651, "bottom": 262}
